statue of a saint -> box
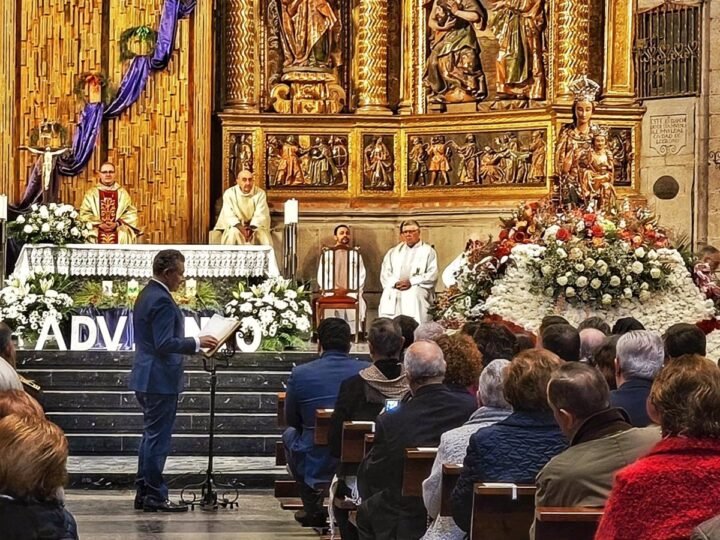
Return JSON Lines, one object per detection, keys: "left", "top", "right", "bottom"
{"left": 490, "top": 0, "right": 546, "bottom": 100}
{"left": 308, "top": 137, "right": 338, "bottom": 186}
{"left": 424, "top": 0, "right": 488, "bottom": 105}
{"left": 428, "top": 136, "right": 453, "bottom": 186}
{"left": 364, "top": 138, "right": 393, "bottom": 189}
{"left": 450, "top": 134, "right": 482, "bottom": 184}
{"left": 409, "top": 137, "right": 430, "bottom": 187}
{"left": 528, "top": 130, "right": 546, "bottom": 182}
{"left": 554, "top": 76, "right": 601, "bottom": 205}
{"left": 579, "top": 130, "right": 617, "bottom": 211}
{"left": 275, "top": 136, "right": 306, "bottom": 186}
{"left": 18, "top": 145, "right": 70, "bottom": 203}
{"left": 279, "top": 0, "right": 341, "bottom": 69}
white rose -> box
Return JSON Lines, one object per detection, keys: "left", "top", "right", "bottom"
{"left": 590, "top": 278, "right": 602, "bottom": 289}
{"left": 623, "top": 288, "right": 633, "bottom": 298}
{"left": 70, "top": 211, "right": 78, "bottom": 219}
{"left": 557, "top": 248, "right": 568, "bottom": 259}
{"left": 56, "top": 222, "right": 65, "bottom": 231}
{"left": 71, "top": 227, "right": 80, "bottom": 237}
{"left": 41, "top": 223, "right": 50, "bottom": 233}
{"left": 541, "top": 265, "right": 552, "bottom": 276}
{"left": 647, "top": 250, "right": 658, "bottom": 261}
{"left": 597, "top": 265, "right": 608, "bottom": 277}
{"left": 569, "top": 248, "right": 583, "bottom": 260}
{"left": 39, "top": 206, "right": 49, "bottom": 218}
{"left": 634, "top": 247, "right": 646, "bottom": 259}
{"left": 575, "top": 276, "right": 588, "bottom": 288}
{"left": 640, "top": 282, "right": 650, "bottom": 291}
{"left": 574, "top": 263, "right": 585, "bottom": 272}
{"left": 601, "top": 294, "right": 612, "bottom": 305}
{"left": 584, "top": 258, "right": 595, "bottom": 268}
{"left": 31, "top": 204, "right": 38, "bottom": 211}
{"left": 557, "top": 276, "right": 568, "bottom": 286}
{"left": 650, "top": 267, "right": 662, "bottom": 279}
{"left": 565, "top": 287, "right": 576, "bottom": 298}
{"left": 631, "top": 261, "right": 644, "bottom": 274}
{"left": 543, "top": 225, "right": 560, "bottom": 240}
{"left": 609, "top": 275, "right": 621, "bottom": 287}
{"left": 639, "top": 290, "right": 651, "bottom": 302}
{"left": 544, "top": 287, "right": 554, "bottom": 297}
{"left": 16, "top": 215, "right": 25, "bottom": 224}
{"left": 576, "top": 221, "right": 586, "bottom": 233}
{"left": 23, "top": 225, "right": 32, "bottom": 234}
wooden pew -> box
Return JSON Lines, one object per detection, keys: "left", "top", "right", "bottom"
{"left": 340, "top": 421, "right": 375, "bottom": 468}
{"left": 470, "top": 483, "right": 536, "bottom": 540}
{"left": 277, "top": 392, "right": 286, "bottom": 428}
{"left": 314, "top": 408, "right": 333, "bottom": 445}
{"left": 440, "top": 463, "right": 463, "bottom": 517}
{"left": 402, "top": 447, "right": 438, "bottom": 497}
{"left": 364, "top": 433, "right": 375, "bottom": 455}
{"left": 534, "top": 506, "right": 603, "bottom": 540}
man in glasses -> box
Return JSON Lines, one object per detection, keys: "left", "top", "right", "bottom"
{"left": 378, "top": 220, "right": 438, "bottom": 323}
{"left": 79, "top": 161, "right": 140, "bottom": 244}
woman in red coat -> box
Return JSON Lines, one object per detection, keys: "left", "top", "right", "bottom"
{"left": 595, "top": 355, "right": 720, "bottom": 540}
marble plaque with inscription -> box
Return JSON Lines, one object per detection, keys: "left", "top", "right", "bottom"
{"left": 649, "top": 114, "right": 687, "bottom": 156}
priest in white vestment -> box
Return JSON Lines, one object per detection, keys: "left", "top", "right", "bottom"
{"left": 214, "top": 170, "right": 273, "bottom": 246}
{"left": 316, "top": 224, "right": 367, "bottom": 331}
{"left": 79, "top": 162, "right": 140, "bottom": 244}
{"left": 379, "top": 220, "right": 438, "bottom": 323}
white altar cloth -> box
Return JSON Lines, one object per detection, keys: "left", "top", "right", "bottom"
{"left": 14, "top": 244, "right": 280, "bottom": 280}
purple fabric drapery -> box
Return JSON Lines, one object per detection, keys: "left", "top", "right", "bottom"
{"left": 14, "top": 0, "right": 196, "bottom": 210}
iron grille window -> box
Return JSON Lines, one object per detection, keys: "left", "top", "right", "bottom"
{"left": 634, "top": 2, "right": 701, "bottom": 100}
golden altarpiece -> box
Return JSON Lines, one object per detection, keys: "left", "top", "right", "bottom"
{"left": 215, "top": 0, "right": 640, "bottom": 218}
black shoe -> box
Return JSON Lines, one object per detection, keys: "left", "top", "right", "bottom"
{"left": 133, "top": 496, "right": 144, "bottom": 510}
{"left": 294, "top": 509, "right": 327, "bottom": 528}
{"left": 143, "top": 499, "right": 188, "bottom": 513}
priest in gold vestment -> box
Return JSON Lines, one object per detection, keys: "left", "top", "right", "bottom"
{"left": 214, "top": 170, "right": 273, "bottom": 246}
{"left": 79, "top": 162, "right": 140, "bottom": 244}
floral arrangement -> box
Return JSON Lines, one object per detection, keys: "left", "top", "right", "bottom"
{"left": 225, "top": 277, "right": 312, "bottom": 351}
{"left": 119, "top": 26, "right": 158, "bottom": 61}
{"left": 0, "top": 273, "right": 74, "bottom": 342}
{"left": 10, "top": 203, "right": 90, "bottom": 245}
{"left": 73, "top": 72, "right": 115, "bottom": 105}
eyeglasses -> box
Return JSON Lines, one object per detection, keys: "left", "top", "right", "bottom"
{"left": 402, "top": 229, "right": 420, "bottom": 234}
{"left": 100, "top": 170, "right": 115, "bottom": 174}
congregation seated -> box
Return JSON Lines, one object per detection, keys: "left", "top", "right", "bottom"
{"left": 596, "top": 355, "right": 720, "bottom": 539}
{"left": 536, "top": 316, "right": 570, "bottom": 347}
{"left": 533, "top": 363, "right": 660, "bottom": 537}
{"left": 541, "top": 324, "right": 581, "bottom": 362}
{"left": 0, "top": 414, "right": 78, "bottom": 540}
{"left": 414, "top": 321, "right": 445, "bottom": 342}
{"left": 329, "top": 318, "right": 409, "bottom": 540}
{"left": 663, "top": 322, "right": 707, "bottom": 360}
{"left": 213, "top": 169, "right": 273, "bottom": 246}
{"left": 578, "top": 315, "right": 611, "bottom": 335}
{"left": 0, "top": 390, "right": 44, "bottom": 419}
{"left": 579, "top": 327, "right": 606, "bottom": 363}
{"left": 609, "top": 330, "right": 664, "bottom": 427}
{"left": 282, "top": 318, "right": 369, "bottom": 527}
{"left": 394, "top": 315, "right": 419, "bottom": 357}
{"left": 589, "top": 334, "right": 620, "bottom": 390}
{"left": 422, "top": 359, "right": 512, "bottom": 540}
{"left": 515, "top": 333, "right": 536, "bottom": 353}
{"left": 357, "top": 341, "right": 476, "bottom": 540}
{"left": 468, "top": 322, "right": 519, "bottom": 367}
{"left": 451, "top": 349, "right": 566, "bottom": 533}
{"left": 611, "top": 316, "right": 644, "bottom": 335}
{"left": 435, "top": 333, "right": 482, "bottom": 411}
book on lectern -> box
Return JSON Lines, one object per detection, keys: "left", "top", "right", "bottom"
{"left": 198, "top": 314, "right": 241, "bottom": 357}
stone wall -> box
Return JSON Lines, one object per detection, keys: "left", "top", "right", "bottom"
{"left": 707, "top": 0, "right": 720, "bottom": 247}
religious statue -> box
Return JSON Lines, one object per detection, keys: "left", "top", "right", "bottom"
{"left": 18, "top": 145, "right": 70, "bottom": 204}
{"left": 274, "top": 136, "right": 306, "bottom": 186}
{"left": 329, "top": 136, "right": 348, "bottom": 186}
{"left": 490, "top": 0, "right": 546, "bottom": 101}
{"left": 424, "top": 0, "right": 488, "bottom": 106}
{"left": 409, "top": 137, "right": 430, "bottom": 187}
{"left": 555, "top": 76, "right": 602, "bottom": 205}
{"left": 610, "top": 129, "right": 634, "bottom": 186}
{"left": 427, "top": 136, "right": 453, "bottom": 186}
{"left": 450, "top": 134, "right": 482, "bottom": 184}
{"left": 308, "top": 137, "right": 338, "bottom": 186}
{"left": 528, "top": 130, "right": 546, "bottom": 182}
{"left": 479, "top": 146, "right": 505, "bottom": 184}
{"left": 579, "top": 130, "right": 618, "bottom": 211}
{"left": 279, "top": 0, "right": 341, "bottom": 69}
{"left": 364, "top": 137, "right": 394, "bottom": 189}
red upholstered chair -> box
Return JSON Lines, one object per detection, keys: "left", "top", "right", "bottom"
{"left": 315, "top": 245, "right": 363, "bottom": 342}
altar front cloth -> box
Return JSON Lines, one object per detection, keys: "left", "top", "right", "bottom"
{"left": 14, "top": 244, "right": 280, "bottom": 280}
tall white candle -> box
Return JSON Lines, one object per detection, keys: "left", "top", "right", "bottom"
{"left": 0, "top": 195, "right": 7, "bottom": 221}
{"left": 285, "top": 199, "right": 299, "bottom": 224}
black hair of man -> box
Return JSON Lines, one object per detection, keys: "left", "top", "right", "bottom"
{"left": 472, "top": 323, "right": 519, "bottom": 365}
{"left": 334, "top": 224, "right": 350, "bottom": 236}
{"left": 461, "top": 321, "right": 480, "bottom": 337}
{"left": 515, "top": 333, "right": 535, "bottom": 353}
{"left": 0, "top": 322, "right": 13, "bottom": 357}
{"left": 539, "top": 315, "right": 570, "bottom": 335}
{"left": 611, "top": 317, "right": 645, "bottom": 335}
{"left": 541, "top": 323, "right": 580, "bottom": 362}
{"left": 547, "top": 362, "right": 610, "bottom": 420}
{"left": 663, "top": 323, "right": 707, "bottom": 359}
{"left": 317, "top": 317, "right": 352, "bottom": 354}
{"left": 152, "top": 249, "right": 185, "bottom": 276}
{"left": 393, "top": 315, "right": 419, "bottom": 354}
{"left": 578, "top": 316, "right": 611, "bottom": 336}
{"left": 399, "top": 220, "right": 420, "bottom": 233}
{"left": 367, "top": 318, "right": 404, "bottom": 359}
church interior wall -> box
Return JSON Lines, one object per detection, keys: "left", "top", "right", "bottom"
{"left": 707, "top": 0, "right": 720, "bottom": 247}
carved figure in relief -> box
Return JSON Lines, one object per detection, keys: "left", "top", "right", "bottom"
{"left": 427, "top": 136, "right": 453, "bottom": 186}
{"left": 529, "top": 130, "right": 546, "bottom": 182}
{"left": 279, "top": 0, "right": 341, "bottom": 69}
{"left": 409, "top": 137, "right": 430, "bottom": 187}
{"left": 329, "top": 136, "right": 348, "bottom": 186}
{"left": 450, "top": 134, "right": 483, "bottom": 184}
{"left": 308, "top": 137, "right": 338, "bottom": 186}
{"left": 479, "top": 146, "right": 505, "bottom": 184}
{"left": 275, "top": 136, "right": 306, "bottom": 186}
{"left": 364, "top": 137, "right": 394, "bottom": 189}
{"left": 424, "top": 0, "right": 488, "bottom": 105}
{"left": 555, "top": 76, "right": 601, "bottom": 205}
{"left": 579, "top": 130, "right": 618, "bottom": 211}
{"left": 490, "top": 0, "right": 546, "bottom": 100}
{"left": 610, "top": 130, "right": 633, "bottom": 185}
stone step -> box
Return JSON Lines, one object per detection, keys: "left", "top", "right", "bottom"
{"left": 42, "top": 390, "right": 279, "bottom": 412}
{"left": 48, "top": 411, "right": 283, "bottom": 434}
{"left": 66, "top": 432, "right": 279, "bottom": 456}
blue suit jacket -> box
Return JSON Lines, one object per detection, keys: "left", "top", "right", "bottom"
{"left": 129, "top": 280, "right": 197, "bottom": 394}
{"left": 284, "top": 351, "right": 370, "bottom": 486}
{"left": 610, "top": 377, "right": 653, "bottom": 427}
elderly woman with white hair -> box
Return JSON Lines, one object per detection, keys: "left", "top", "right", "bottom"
{"left": 421, "top": 359, "right": 512, "bottom": 540}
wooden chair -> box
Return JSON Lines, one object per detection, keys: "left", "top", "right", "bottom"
{"left": 277, "top": 392, "right": 286, "bottom": 428}
{"left": 341, "top": 421, "right": 375, "bottom": 471}
{"left": 315, "top": 245, "right": 363, "bottom": 342}
{"left": 534, "top": 506, "right": 603, "bottom": 540}
{"left": 470, "top": 483, "right": 536, "bottom": 540}
{"left": 402, "top": 447, "right": 438, "bottom": 497}
{"left": 314, "top": 408, "right": 333, "bottom": 445}
{"left": 364, "top": 433, "right": 375, "bottom": 456}
{"left": 440, "top": 463, "right": 463, "bottom": 517}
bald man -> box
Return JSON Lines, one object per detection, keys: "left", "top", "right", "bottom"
{"left": 214, "top": 170, "right": 272, "bottom": 246}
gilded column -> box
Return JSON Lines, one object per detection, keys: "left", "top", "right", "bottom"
{"left": 397, "top": 0, "right": 417, "bottom": 115}
{"left": 0, "top": 0, "right": 16, "bottom": 198}
{"left": 357, "top": 0, "right": 392, "bottom": 114}
{"left": 555, "top": 0, "right": 590, "bottom": 102}
{"left": 603, "top": 0, "right": 635, "bottom": 103}
{"left": 225, "top": 0, "right": 258, "bottom": 111}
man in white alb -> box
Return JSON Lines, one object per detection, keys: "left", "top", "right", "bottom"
{"left": 379, "top": 220, "right": 438, "bottom": 323}
{"left": 214, "top": 169, "right": 273, "bottom": 246}
{"left": 317, "top": 224, "right": 366, "bottom": 332}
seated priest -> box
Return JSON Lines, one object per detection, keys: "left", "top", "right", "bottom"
{"left": 214, "top": 169, "right": 273, "bottom": 246}
{"left": 316, "top": 224, "right": 366, "bottom": 332}
{"left": 79, "top": 162, "right": 140, "bottom": 244}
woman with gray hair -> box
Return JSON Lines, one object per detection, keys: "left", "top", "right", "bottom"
{"left": 421, "top": 360, "right": 512, "bottom": 540}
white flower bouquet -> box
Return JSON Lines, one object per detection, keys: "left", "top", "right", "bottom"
{"left": 225, "top": 277, "right": 312, "bottom": 351}
{"left": 0, "top": 272, "right": 74, "bottom": 342}
{"left": 10, "top": 203, "right": 90, "bottom": 245}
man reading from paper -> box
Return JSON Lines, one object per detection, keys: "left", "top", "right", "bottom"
{"left": 214, "top": 169, "right": 273, "bottom": 246}
{"left": 379, "top": 220, "right": 438, "bottom": 323}
{"left": 79, "top": 161, "right": 140, "bottom": 244}
{"left": 316, "top": 224, "right": 366, "bottom": 331}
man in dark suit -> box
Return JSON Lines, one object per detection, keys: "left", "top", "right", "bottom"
{"left": 129, "top": 249, "right": 218, "bottom": 512}
{"left": 283, "top": 318, "right": 369, "bottom": 527}
{"left": 356, "top": 340, "right": 477, "bottom": 540}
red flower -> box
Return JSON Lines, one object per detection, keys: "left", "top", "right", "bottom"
{"left": 583, "top": 213, "right": 597, "bottom": 225}
{"left": 591, "top": 224, "right": 605, "bottom": 238}
{"left": 499, "top": 229, "right": 509, "bottom": 241}
{"left": 556, "top": 228, "right": 571, "bottom": 241}
{"left": 495, "top": 243, "right": 512, "bottom": 258}
{"left": 514, "top": 231, "right": 527, "bottom": 243}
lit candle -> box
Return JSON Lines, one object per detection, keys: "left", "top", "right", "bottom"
{"left": 0, "top": 195, "right": 7, "bottom": 221}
